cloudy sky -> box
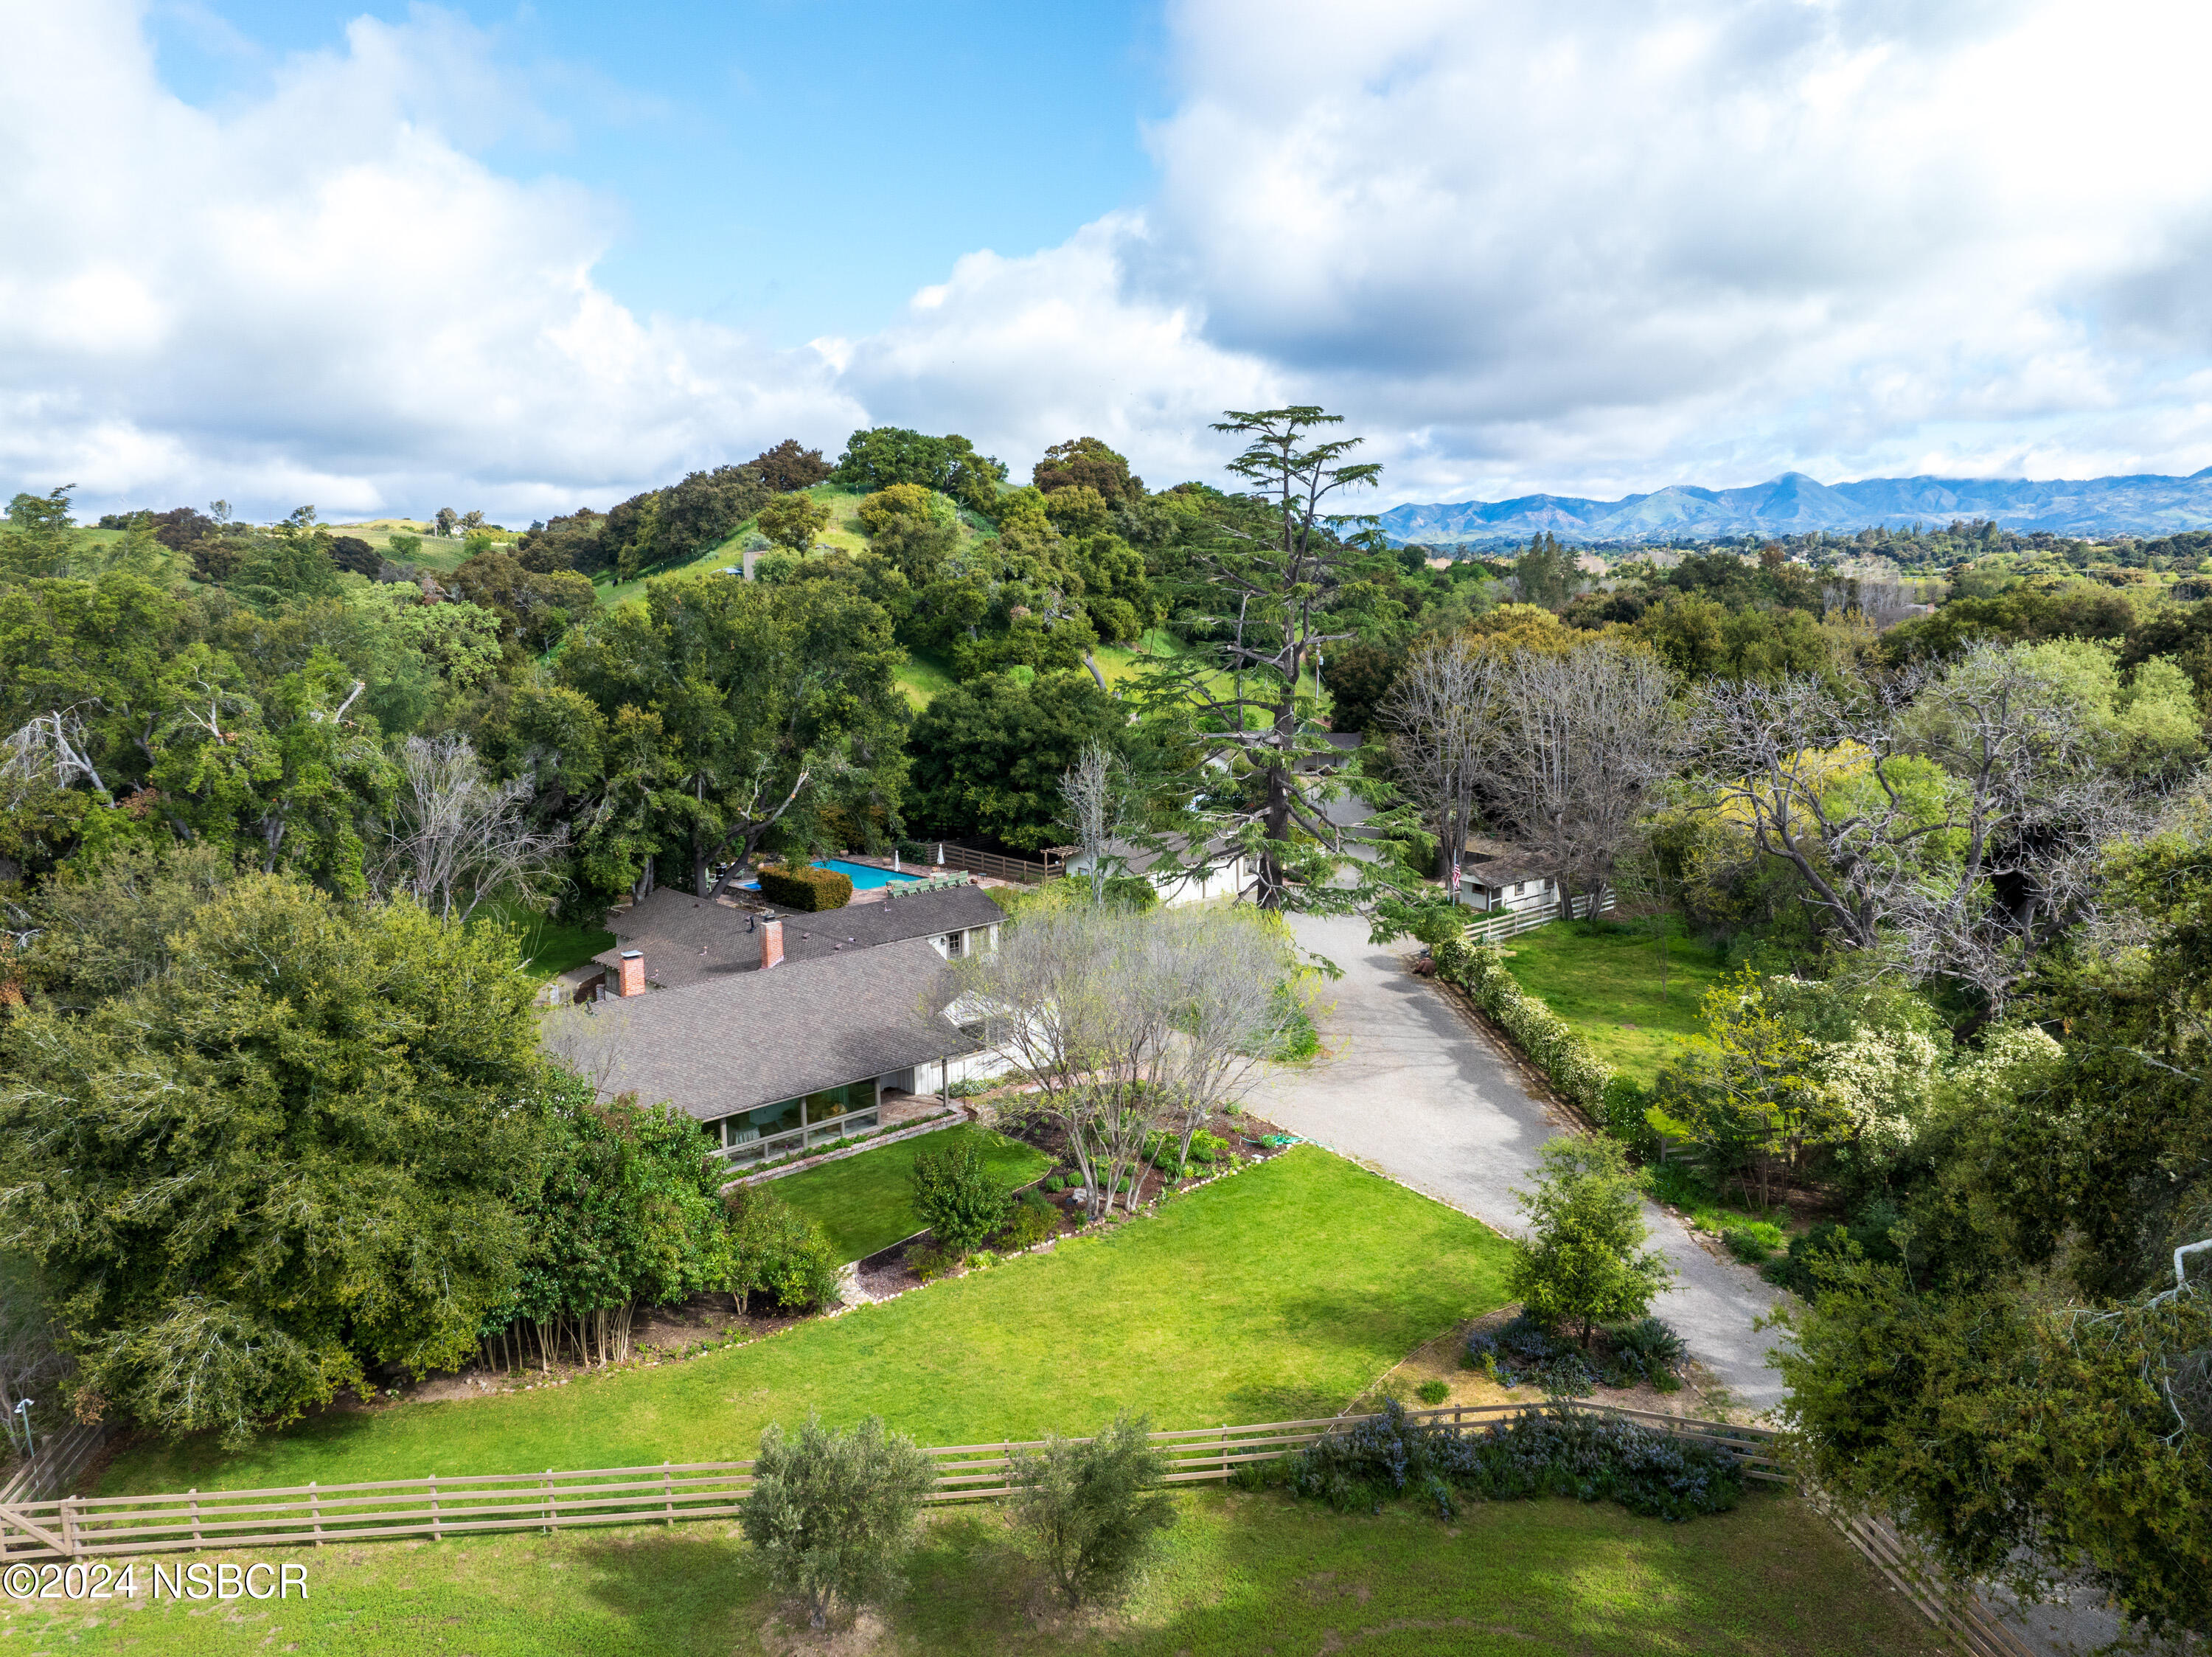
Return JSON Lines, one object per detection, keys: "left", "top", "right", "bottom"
{"left": 7, "top": 0, "right": 2212, "bottom": 522}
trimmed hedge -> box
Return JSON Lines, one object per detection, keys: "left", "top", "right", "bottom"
{"left": 1433, "top": 937, "right": 1615, "bottom": 1114}
{"left": 757, "top": 864, "right": 854, "bottom": 911}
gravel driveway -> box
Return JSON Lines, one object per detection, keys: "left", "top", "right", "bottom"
{"left": 1246, "top": 911, "right": 1791, "bottom": 1415}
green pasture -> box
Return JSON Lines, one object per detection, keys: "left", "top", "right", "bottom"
{"left": 16, "top": 1487, "right": 1948, "bottom": 1657}
{"left": 1498, "top": 918, "right": 1729, "bottom": 1086}
{"left": 100, "top": 1147, "right": 1512, "bottom": 1496}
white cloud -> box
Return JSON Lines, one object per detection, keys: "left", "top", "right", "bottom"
{"left": 11, "top": 0, "right": 2212, "bottom": 518}
{"left": 0, "top": 0, "right": 859, "bottom": 522}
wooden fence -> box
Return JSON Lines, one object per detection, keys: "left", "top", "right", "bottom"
{"left": 0, "top": 1403, "right": 2034, "bottom": 1654}
{"left": 1459, "top": 890, "right": 1614, "bottom": 945}
{"left": 916, "top": 843, "right": 1057, "bottom": 884}
{"left": 0, "top": 1403, "right": 1774, "bottom": 1563}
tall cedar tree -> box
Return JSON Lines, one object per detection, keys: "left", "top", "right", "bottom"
{"left": 1136, "top": 407, "right": 1388, "bottom": 910}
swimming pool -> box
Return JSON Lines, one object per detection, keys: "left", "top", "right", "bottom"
{"left": 813, "top": 858, "right": 923, "bottom": 891}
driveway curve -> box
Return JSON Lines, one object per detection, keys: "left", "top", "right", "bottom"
{"left": 1247, "top": 911, "right": 1790, "bottom": 1415}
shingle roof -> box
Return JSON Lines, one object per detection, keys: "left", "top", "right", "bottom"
{"left": 573, "top": 937, "right": 981, "bottom": 1122}
{"left": 592, "top": 883, "right": 1005, "bottom": 990}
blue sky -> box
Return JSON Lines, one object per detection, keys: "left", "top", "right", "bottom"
{"left": 8, "top": 1, "right": 2212, "bottom": 521}
{"left": 147, "top": 0, "right": 1171, "bottom": 345}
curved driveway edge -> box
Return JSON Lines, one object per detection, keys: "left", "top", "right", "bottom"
{"left": 1246, "top": 912, "right": 1790, "bottom": 1416}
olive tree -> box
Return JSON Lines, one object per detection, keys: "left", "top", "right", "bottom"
{"left": 740, "top": 1414, "right": 934, "bottom": 1629}
{"left": 1009, "top": 1411, "right": 1175, "bottom": 1605}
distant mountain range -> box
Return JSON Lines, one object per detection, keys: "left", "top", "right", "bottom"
{"left": 1377, "top": 468, "right": 2212, "bottom": 546}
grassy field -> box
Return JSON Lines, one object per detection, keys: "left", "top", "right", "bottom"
{"left": 9, "top": 1487, "right": 1951, "bottom": 1656}
{"left": 1498, "top": 918, "right": 1730, "bottom": 1086}
{"left": 896, "top": 650, "right": 961, "bottom": 706}
{"left": 99, "top": 1148, "right": 1512, "bottom": 1496}
{"left": 469, "top": 897, "right": 614, "bottom": 981}
{"left": 771, "top": 1125, "right": 1051, "bottom": 1261}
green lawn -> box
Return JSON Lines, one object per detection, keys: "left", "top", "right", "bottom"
{"left": 15, "top": 1487, "right": 1951, "bottom": 1656}
{"left": 770, "top": 1124, "right": 1051, "bottom": 1261}
{"left": 1498, "top": 918, "right": 1730, "bottom": 1086}
{"left": 895, "top": 648, "right": 961, "bottom": 706}
{"left": 100, "top": 1148, "right": 1512, "bottom": 1496}
{"left": 470, "top": 897, "right": 615, "bottom": 981}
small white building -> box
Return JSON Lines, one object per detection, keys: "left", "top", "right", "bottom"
{"left": 1057, "top": 840, "right": 1251, "bottom": 909}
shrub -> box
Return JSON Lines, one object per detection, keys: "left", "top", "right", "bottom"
{"left": 1506, "top": 1137, "right": 1673, "bottom": 1346}
{"left": 1433, "top": 937, "right": 1614, "bottom": 1113}
{"left": 1186, "top": 1130, "right": 1229, "bottom": 1167}
{"left": 740, "top": 1414, "right": 935, "bottom": 1628}
{"left": 1603, "top": 1316, "right": 1688, "bottom": 1392}
{"left": 1009, "top": 1411, "right": 1176, "bottom": 1606}
{"left": 1260, "top": 1400, "right": 1742, "bottom": 1522}
{"left": 1416, "top": 1379, "right": 1451, "bottom": 1406}
{"left": 997, "top": 1201, "right": 1056, "bottom": 1251}
{"left": 905, "top": 1243, "right": 952, "bottom": 1281}
{"left": 1466, "top": 1314, "right": 1596, "bottom": 1397}
{"left": 1600, "top": 1075, "right": 1661, "bottom": 1160}
{"left": 1722, "top": 1223, "right": 1781, "bottom": 1264}
{"left": 911, "top": 1135, "right": 1012, "bottom": 1255}
{"left": 757, "top": 864, "right": 853, "bottom": 912}
{"left": 1043, "top": 1174, "right": 1065, "bottom": 1195}
{"left": 725, "top": 1186, "right": 841, "bottom": 1313}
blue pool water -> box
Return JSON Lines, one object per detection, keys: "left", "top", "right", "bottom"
{"left": 813, "top": 858, "right": 923, "bottom": 890}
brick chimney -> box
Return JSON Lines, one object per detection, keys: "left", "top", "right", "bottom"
{"left": 760, "top": 917, "right": 784, "bottom": 970}
{"left": 616, "top": 949, "right": 645, "bottom": 997}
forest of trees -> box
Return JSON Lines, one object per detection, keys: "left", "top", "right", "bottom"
{"left": 4, "top": 408, "right": 2211, "bottom": 1639}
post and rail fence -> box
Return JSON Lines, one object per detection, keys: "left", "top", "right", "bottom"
{"left": 0, "top": 1403, "right": 1772, "bottom": 1564}
{"left": 1458, "top": 889, "right": 1614, "bottom": 945}
{"left": 0, "top": 1401, "right": 2031, "bottom": 1656}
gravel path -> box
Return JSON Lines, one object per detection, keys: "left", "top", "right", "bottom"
{"left": 1248, "top": 911, "right": 1791, "bottom": 1415}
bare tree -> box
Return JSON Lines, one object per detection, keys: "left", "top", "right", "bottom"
{"left": 952, "top": 903, "right": 1302, "bottom": 1218}
{"left": 1059, "top": 740, "right": 1124, "bottom": 906}
{"left": 1152, "top": 907, "right": 1304, "bottom": 1166}
{"left": 372, "top": 734, "right": 564, "bottom": 921}
{"left": 1, "top": 709, "right": 109, "bottom": 807}
{"left": 1383, "top": 634, "right": 1490, "bottom": 894}
{"left": 1697, "top": 645, "right": 2133, "bottom": 1013}
{"left": 1474, "top": 643, "right": 1682, "bottom": 917}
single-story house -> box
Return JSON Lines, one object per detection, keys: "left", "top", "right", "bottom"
{"left": 1054, "top": 839, "right": 1250, "bottom": 908}
{"left": 1453, "top": 858, "right": 1558, "bottom": 914}
{"left": 568, "top": 882, "right": 1010, "bottom": 1169}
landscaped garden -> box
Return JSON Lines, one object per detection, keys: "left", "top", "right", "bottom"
{"left": 768, "top": 1124, "right": 1051, "bottom": 1262}
{"left": 99, "top": 1147, "right": 1514, "bottom": 1496}
{"left": 10, "top": 1487, "right": 1951, "bottom": 1656}
{"left": 1497, "top": 917, "right": 1730, "bottom": 1085}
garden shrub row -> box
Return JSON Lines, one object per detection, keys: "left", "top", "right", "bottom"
{"left": 757, "top": 864, "right": 854, "bottom": 911}
{"left": 1245, "top": 1399, "right": 1743, "bottom": 1523}
{"left": 1433, "top": 937, "right": 1615, "bottom": 1114}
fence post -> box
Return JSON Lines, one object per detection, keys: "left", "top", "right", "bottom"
{"left": 429, "top": 1475, "right": 442, "bottom": 1542}
{"left": 59, "top": 1496, "right": 76, "bottom": 1558}
{"left": 1220, "top": 1425, "right": 1228, "bottom": 1482}
{"left": 662, "top": 1462, "right": 672, "bottom": 1526}
{"left": 543, "top": 1469, "right": 554, "bottom": 1534}
{"left": 189, "top": 1489, "right": 201, "bottom": 1549}
{"left": 310, "top": 1481, "right": 322, "bottom": 1547}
